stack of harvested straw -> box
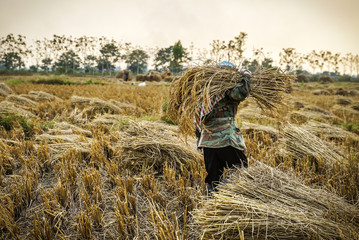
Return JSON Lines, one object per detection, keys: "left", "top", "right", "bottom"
{"left": 303, "top": 121, "right": 359, "bottom": 145}
{"left": 6, "top": 95, "right": 37, "bottom": 108}
{"left": 118, "top": 120, "right": 202, "bottom": 173}
{"left": 23, "top": 91, "right": 61, "bottom": 102}
{"left": 167, "top": 65, "right": 293, "bottom": 138}
{"left": 0, "top": 83, "right": 13, "bottom": 97}
{"left": 280, "top": 123, "right": 346, "bottom": 170}
{"left": 0, "top": 101, "right": 37, "bottom": 119}
{"left": 192, "top": 161, "right": 359, "bottom": 240}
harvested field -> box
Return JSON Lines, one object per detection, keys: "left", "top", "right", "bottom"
{"left": 0, "top": 78, "right": 358, "bottom": 239}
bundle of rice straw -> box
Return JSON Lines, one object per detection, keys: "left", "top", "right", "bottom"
{"left": 23, "top": 91, "right": 61, "bottom": 102}
{"left": 118, "top": 120, "right": 202, "bottom": 173}
{"left": 302, "top": 121, "right": 359, "bottom": 145}
{"left": 6, "top": 95, "right": 37, "bottom": 108}
{"left": 192, "top": 161, "right": 359, "bottom": 240}
{"left": 0, "top": 101, "right": 37, "bottom": 119}
{"left": 0, "top": 83, "right": 13, "bottom": 97}
{"left": 167, "top": 65, "right": 293, "bottom": 138}
{"left": 280, "top": 123, "right": 346, "bottom": 169}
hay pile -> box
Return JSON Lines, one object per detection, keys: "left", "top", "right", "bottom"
{"left": 70, "top": 96, "right": 124, "bottom": 118}
{"left": 70, "top": 95, "right": 94, "bottom": 108}
{"left": 289, "top": 111, "right": 308, "bottom": 124}
{"left": 109, "top": 100, "right": 137, "bottom": 113}
{"left": 6, "top": 95, "right": 37, "bottom": 108}
{"left": 115, "top": 70, "right": 132, "bottom": 80}
{"left": 89, "top": 113, "right": 128, "bottom": 127}
{"left": 136, "top": 72, "right": 162, "bottom": 82}
{"left": 0, "top": 83, "right": 13, "bottom": 97}
{"left": 332, "top": 104, "right": 359, "bottom": 119}
{"left": 237, "top": 100, "right": 277, "bottom": 124}
{"left": 35, "top": 123, "right": 92, "bottom": 161}
{"left": 335, "top": 97, "right": 352, "bottom": 106}
{"left": 47, "top": 122, "right": 92, "bottom": 137}
{"left": 22, "top": 91, "right": 61, "bottom": 102}
{"left": 291, "top": 106, "right": 339, "bottom": 123}
{"left": 167, "top": 65, "right": 293, "bottom": 138}
{"left": 240, "top": 122, "right": 278, "bottom": 140}
{"left": 302, "top": 121, "right": 359, "bottom": 145}
{"left": 352, "top": 102, "right": 359, "bottom": 111}
{"left": 82, "top": 99, "right": 123, "bottom": 117}
{"left": 280, "top": 123, "right": 346, "bottom": 170}
{"left": 0, "top": 101, "right": 37, "bottom": 119}
{"left": 312, "top": 90, "right": 329, "bottom": 95}
{"left": 192, "top": 161, "right": 359, "bottom": 240}
{"left": 117, "top": 120, "right": 202, "bottom": 174}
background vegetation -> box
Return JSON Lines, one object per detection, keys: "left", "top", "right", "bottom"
{"left": 1, "top": 33, "right": 358, "bottom": 81}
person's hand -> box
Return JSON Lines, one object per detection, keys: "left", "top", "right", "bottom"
{"left": 239, "top": 69, "right": 251, "bottom": 95}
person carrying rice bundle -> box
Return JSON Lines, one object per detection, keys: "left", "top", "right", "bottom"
{"left": 196, "top": 61, "right": 251, "bottom": 194}
{"left": 167, "top": 61, "right": 292, "bottom": 195}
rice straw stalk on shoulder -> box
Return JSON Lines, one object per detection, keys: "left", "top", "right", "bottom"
{"left": 167, "top": 65, "right": 293, "bottom": 138}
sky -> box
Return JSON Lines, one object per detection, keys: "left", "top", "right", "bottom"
{"left": 0, "top": 0, "right": 358, "bottom": 59}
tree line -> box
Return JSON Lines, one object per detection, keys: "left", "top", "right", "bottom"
{"left": 0, "top": 33, "right": 358, "bottom": 78}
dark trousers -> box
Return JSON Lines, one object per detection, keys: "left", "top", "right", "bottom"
{"left": 203, "top": 146, "right": 248, "bottom": 184}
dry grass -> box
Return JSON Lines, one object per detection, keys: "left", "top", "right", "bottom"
{"left": 0, "top": 83, "right": 13, "bottom": 97}
{"left": 0, "top": 78, "right": 358, "bottom": 239}
{"left": 116, "top": 120, "right": 203, "bottom": 174}
{"left": 6, "top": 94, "right": 38, "bottom": 108}
{"left": 192, "top": 161, "right": 359, "bottom": 240}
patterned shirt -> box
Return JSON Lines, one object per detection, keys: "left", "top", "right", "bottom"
{"left": 197, "top": 78, "right": 249, "bottom": 151}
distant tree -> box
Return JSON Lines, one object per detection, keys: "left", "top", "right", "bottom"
{"left": 99, "top": 42, "right": 119, "bottom": 75}
{"left": 262, "top": 58, "right": 273, "bottom": 68}
{"left": 231, "top": 32, "right": 247, "bottom": 64}
{"left": 0, "top": 34, "right": 30, "bottom": 70}
{"left": 209, "top": 33, "right": 247, "bottom": 65}
{"left": 304, "top": 50, "right": 320, "bottom": 74}
{"left": 210, "top": 40, "right": 226, "bottom": 62}
{"left": 242, "top": 56, "right": 273, "bottom": 73}
{"left": 29, "top": 40, "right": 44, "bottom": 70}
{"left": 320, "top": 51, "right": 333, "bottom": 73}
{"left": 279, "top": 48, "right": 302, "bottom": 72}
{"left": 330, "top": 53, "right": 341, "bottom": 75}
{"left": 339, "top": 53, "right": 357, "bottom": 76}
{"left": 251, "top": 48, "right": 273, "bottom": 70}
{"left": 170, "top": 40, "right": 190, "bottom": 74}
{"left": 125, "top": 49, "right": 149, "bottom": 74}
{"left": 54, "top": 50, "right": 80, "bottom": 73}
{"left": 154, "top": 46, "right": 173, "bottom": 71}
{"left": 84, "top": 55, "right": 97, "bottom": 74}
{"left": 41, "top": 58, "right": 52, "bottom": 73}
{"left": 354, "top": 54, "right": 359, "bottom": 76}
{"left": 2, "top": 52, "right": 24, "bottom": 70}
{"left": 29, "top": 65, "right": 38, "bottom": 72}
{"left": 74, "top": 36, "right": 97, "bottom": 69}
{"left": 50, "top": 35, "right": 69, "bottom": 67}
{"left": 97, "top": 57, "right": 115, "bottom": 73}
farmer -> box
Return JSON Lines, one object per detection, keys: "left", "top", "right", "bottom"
{"left": 196, "top": 61, "right": 251, "bottom": 194}
{"left": 124, "top": 70, "right": 130, "bottom": 81}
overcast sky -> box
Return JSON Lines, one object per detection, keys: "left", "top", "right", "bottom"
{"left": 1, "top": 0, "right": 358, "bottom": 57}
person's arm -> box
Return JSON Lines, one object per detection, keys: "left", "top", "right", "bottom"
{"left": 228, "top": 70, "right": 251, "bottom": 101}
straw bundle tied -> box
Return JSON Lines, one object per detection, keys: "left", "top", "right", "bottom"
{"left": 280, "top": 123, "right": 347, "bottom": 169}
{"left": 192, "top": 161, "right": 359, "bottom": 240}
{"left": 118, "top": 120, "right": 202, "bottom": 173}
{"left": 0, "top": 83, "right": 13, "bottom": 97}
{"left": 167, "top": 65, "right": 293, "bottom": 138}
